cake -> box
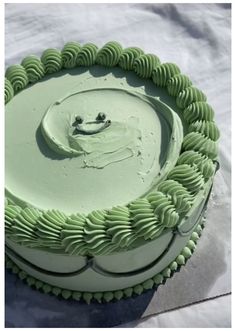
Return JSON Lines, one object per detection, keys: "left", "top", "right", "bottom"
{"left": 5, "top": 41, "right": 220, "bottom": 304}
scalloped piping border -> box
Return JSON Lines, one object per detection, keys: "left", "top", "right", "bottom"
{"left": 5, "top": 220, "right": 204, "bottom": 304}
{"left": 5, "top": 41, "right": 220, "bottom": 256}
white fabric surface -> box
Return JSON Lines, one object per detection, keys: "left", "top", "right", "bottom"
{"left": 5, "top": 3, "right": 231, "bottom": 328}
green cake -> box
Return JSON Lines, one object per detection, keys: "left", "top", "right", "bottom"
{"left": 5, "top": 41, "right": 220, "bottom": 303}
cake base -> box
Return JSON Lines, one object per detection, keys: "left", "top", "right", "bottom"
{"left": 6, "top": 219, "right": 204, "bottom": 304}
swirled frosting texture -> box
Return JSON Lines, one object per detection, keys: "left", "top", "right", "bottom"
{"left": 21, "top": 55, "right": 45, "bottom": 83}
{"left": 77, "top": 43, "right": 98, "bottom": 66}
{"left": 182, "top": 132, "right": 218, "bottom": 160}
{"left": 188, "top": 120, "right": 220, "bottom": 141}
{"left": 167, "top": 74, "right": 192, "bottom": 97}
{"left": 119, "top": 47, "right": 144, "bottom": 70}
{"left": 61, "top": 41, "right": 81, "bottom": 68}
{"left": 176, "top": 87, "right": 207, "bottom": 109}
{"left": 152, "top": 63, "right": 180, "bottom": 87}
{"left": 133, "top": 54, "right": 160, "bottom": 78}
{"left": 41, "top": 48, "right": 62, "bottom": 74}
{"left": 96, "top": 41, "right": 122, "bottom": 67}
{"left": 5, "top": 65, "right": 29, "bottom": 93}
{"left": 183, "top": 102, "right": 214, "bottom": 123}
{"left": 5, "top": 78, "right": 14, "bottom": 104}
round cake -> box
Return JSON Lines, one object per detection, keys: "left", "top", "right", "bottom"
{"left": 5, "top": 41, "right": 220, "bottom": 303}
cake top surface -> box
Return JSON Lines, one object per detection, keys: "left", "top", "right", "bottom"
{"left": 5, "top": 41, "right": 220, "bottom": 255}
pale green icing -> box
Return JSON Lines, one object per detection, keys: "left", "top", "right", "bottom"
{"left": 167, "top": 74, "right": 192, "bottom": 97}
{"left": 21, "top": 55, "right": 45, "bottom": 83}
{"left": 96, "top": 41, "right": 122, "bottom": 67}
{"left": 77, "top": 43, "right": 98, "bottom": 66}
{"left": 41, "top": 48, "right": 62, "bottom": 74}
{"left": 5, "top": 66, "right": 183, "bottom": 214}
{"left": 152, "top": 63, "right": 180, "bottom": 87}
{"left": 61, "top": 41, "right": 81, "bottom": 69}
{"left": 176, "top": 87, "right": 207, "bottom": 109}
{"left": 5, "top": 64, "right": 29, "bottom": 93}
{"left": 182, "top": 132, "right": 218, "bottom": 160}
{"left": 188, "top": 120, "right": 220, "bottom": 141}
{"left": 41, "top": 89, "right": 142, "bottom": 169}
{"left": 133, "top": 54, "right": 160, "bottom": 78}
{"left": 5, "top": 78, "right": 14, "bottom": 104}
{"left": 183, "top": 102, "right": 214, "bottom": 123}
{"left": 119, "top": 47, "right": 144, "bottom": 71}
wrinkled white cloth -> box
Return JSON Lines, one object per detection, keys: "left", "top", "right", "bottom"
{"left": 5, "top": 3, "right": 231, "bottom": 328}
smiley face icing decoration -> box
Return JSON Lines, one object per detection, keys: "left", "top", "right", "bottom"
{"left": 5, "top": 41, "right": 219, "bottom": 303}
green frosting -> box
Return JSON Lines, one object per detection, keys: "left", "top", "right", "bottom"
{"left": 188, "top": 120, "right": 220, "bottom": 141}
{"left": 147, "top": 192, "right": 179, "bottom": 228}
{"left": 5, "top": 64, "right": 29, "bottom": 93}
{"left": 85, "top": 210, "right": 118, "bottom": 255}
{"left": 152, "top": 63, "right": 180, "bottom": 87}
{"left": 158, "top": 179, "right": 193, "bottom": 214}
{"left": 176, "top": 87, "right": 207, "bottom": 109}
{"left": 106, "top": 206, "right": 136, "bottom": 248}
{"left": 36, "top": 210, "right": 66, "bottom": 249}
{"left": 5, "top": 78, "right": 14, "bottom": 104}
{"left": 77, "top": 43, "right": 98, "bottom": 66}
{"left": 96, "top": 41, "right": 122, "bottom": 67}
{"left": 162, "top": 267, "right": 171, "bottom": 278}
{"left": 183, "top": 102, "right": 214, "bottom": 123}
{"left": 5, "top": 204, "right": 22, "bottom": 235}
{"left": 191, "top": 231, "right": 199, "bottom": 242}
{"left": 41, "top": 48, "right": 62, "bottom": 74}
{"left": 168, "top": 164, "right": 204, "bottom": 194}
{"left": 153, "top": 273, "right": 164, "bottom": 285}
{"left": 177, "top": 151, "right": 215, "bottom": 181}
{"left": 181, "top": 246, "right": 192, "bottom": 258}
{"left": 182, "top": 132, "right": 218, "bottom": 160}
{"left": 5, "top": 41, "right": 219, "bottom": 267}
{"left": 61, "top": 213, "right": 88, "bottom": 255}
{"left": 129, "top": 198, "right": 164, "bottom": 240}
{"left": 167, "top": 74, "right": 192, "bottom": 97}
{"left": 61, "top": 41, "right": 81, "bottom": 68}
{"left": 21, "top": 55, "right": 45, "bottom": 83}
{"left": 169, "top": 261, "right": 178, "bottom": 271}
{"left": 186, "top": 239, "right": 196, "bottom": 251}
{"left": 133, "top": 53, "right": 160, "bottom": 78}
{"left": 10, "top": 208, "right": 40, "bottom": 247}
{"left": 118, "top": 47, "right": 144, "bottom": 70}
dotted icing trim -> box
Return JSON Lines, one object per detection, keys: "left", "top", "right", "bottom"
{"left": 5, "top": 41, "right": 220, "bottom": 255}
{"left": 5, "top": 220, "right": 204, "bottom": 304}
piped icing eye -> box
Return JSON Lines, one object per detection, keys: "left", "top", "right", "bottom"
{"left": 75, "top": 115, "right": 83, "bottom": 124}
{"left": 97, "top": 112, "right": 106, "bottom": 121}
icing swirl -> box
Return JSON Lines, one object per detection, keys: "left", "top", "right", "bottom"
{"left": 188, "top": 120, "right": 220, "bottom": 141}
{"left": 77, "top": 43, "right": 98, "bottom": 66}
{"left": 84, "top": 210, "right": 118, "bottom": 255}
{"left": 182, "top": 132, "right": 218, "bottom": 160}
{"left": 21, "top": 55, "right": 45, "bottom": 83}
{"left": 177, "top": 150, "right": 215, "bottom": 181}
{"left": 41, "top": 48, "right": 62, "bottom": 74}
{"left": 106, "top": 206, "right": 137, "bottom": 248}
{"left": 5, "top": 65, "right": 29, "bottom": 93}
{"left": 36, "top": 210, "right": 66, "bottom": 249}
{"left": 10, "top": 208, "right": 41, "bottom": 247}
{"left": 158, "top": 179, "right": 193, "bottom": 213}
{"left": 129, "top": 198, "right": 164, "bottom": 240}
{"left": 166, "top": 74, "right": 192, "bottom": 97}
{"left": 152, "top": 63, "right": 180, "bottom": 87}
{"left": 118, "top": 47, "right": 144, "bottom": 70}
{"left": 5, "top": 204, "right": 22, "bottom": 235}
{"left": 167, "top": 164, "right": 205, "bottom": 194}
{"left": 5, "top": 78, "right": 14, "bottom": 104}
{"left": 183, "top": 102, "right": 214, "bottom": 123}
{"left": 147, "top": 192, "right": 179, "bottom": 228}
{"left": 176, "top": 87, "right": 207, "bottom": 109}
{"left": 133, "top": 54, "right": 160, "bottom": 78}
{"left": 61, "top": 214, "right": 88, "bottom": 255}
{"left": 96, "top": 41, "right": 122, "bottom": 67}
{"left": 61, "top": 41, "right": 81, "bottom": 68}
